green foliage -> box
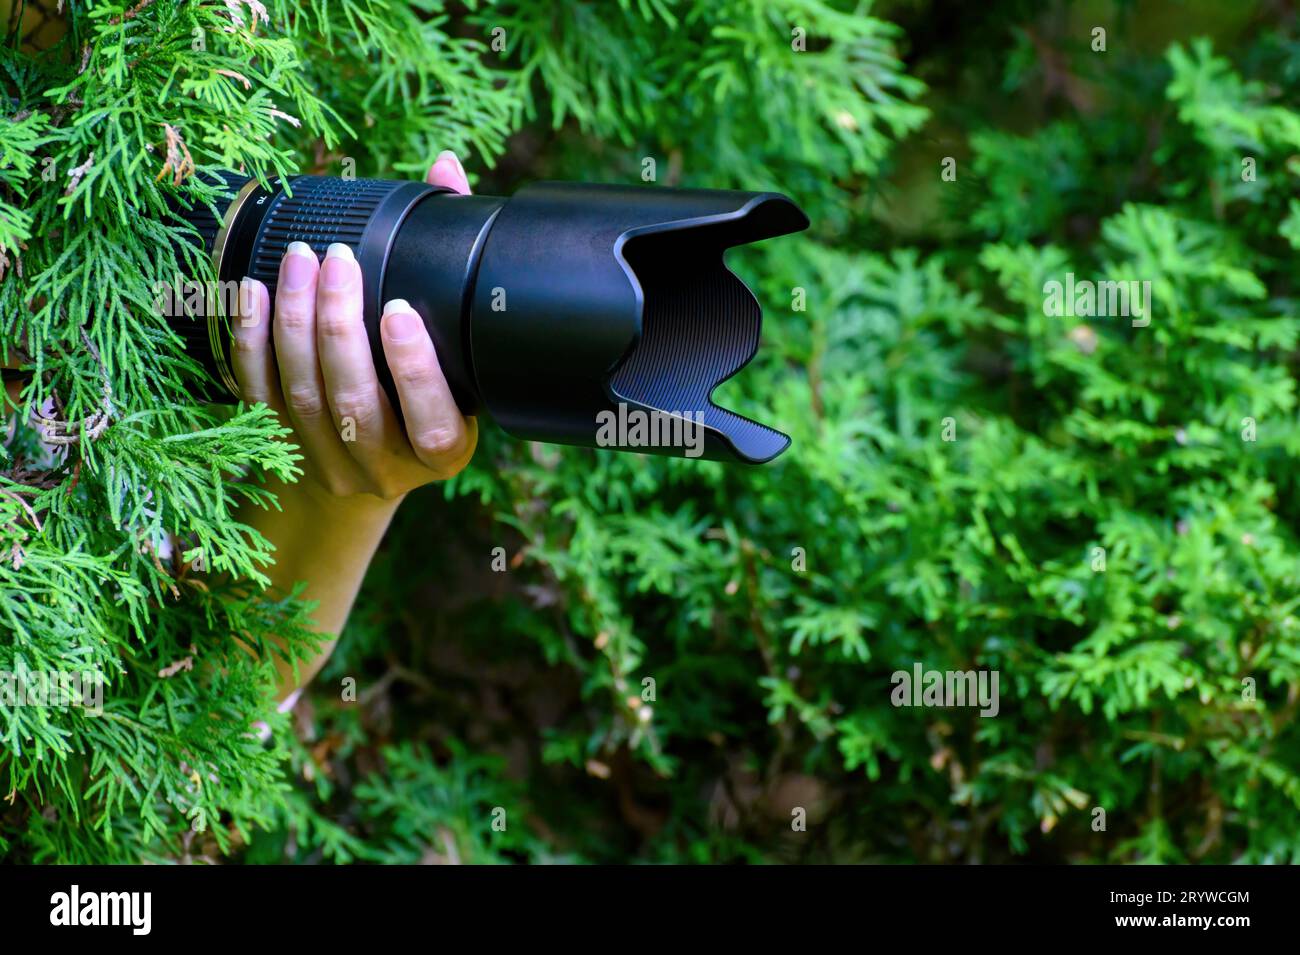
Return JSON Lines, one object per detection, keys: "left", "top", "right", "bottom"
{"left": 4, "top": 0, "right": 1299, "bottom": 865}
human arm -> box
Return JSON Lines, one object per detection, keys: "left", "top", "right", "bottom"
{"left": 230, "top": 152, "right": 475, "bottom": 700}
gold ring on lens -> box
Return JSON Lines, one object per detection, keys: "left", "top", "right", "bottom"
{"left": 209, "top": 177, "right": 263, "bottom": 397}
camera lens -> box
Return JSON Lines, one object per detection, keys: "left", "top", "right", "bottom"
{"left": 174, "top": 174, "right": 808, "bottom": 464}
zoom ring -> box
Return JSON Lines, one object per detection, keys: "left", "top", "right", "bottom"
{"left": 248, "top": 176, "right": 406, "bottom": 292}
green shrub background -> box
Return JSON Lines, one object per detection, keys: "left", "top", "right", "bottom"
{"left": 2, "top": 0, "right": 1299, "bottom": 863}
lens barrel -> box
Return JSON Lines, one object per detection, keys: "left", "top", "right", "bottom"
{"left": 177, "top": 174, "right": 807, "bottom": 464}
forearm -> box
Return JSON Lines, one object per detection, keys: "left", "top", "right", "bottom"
{"left": 243, "top": 475, "right": 401, "bottom": 700}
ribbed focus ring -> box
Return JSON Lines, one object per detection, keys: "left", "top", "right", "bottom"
{"left": 248, "top": 176, "right": 403, "bottom": 291}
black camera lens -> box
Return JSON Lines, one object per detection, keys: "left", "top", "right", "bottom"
{"left": 173, "top": 174, "right": 808, "bottom": 464}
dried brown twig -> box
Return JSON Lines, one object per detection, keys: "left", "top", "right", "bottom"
{"left": 109, "top": 0, "right": 157, "bottom": 26}
{"left": 156, "top": 123, "right": 195, "bottom": 187}
{"left": 64, "top": 152, "right": 93, "bottom": 196}
{"left": 32, "top": 330, "right": 115, "bottom": 447}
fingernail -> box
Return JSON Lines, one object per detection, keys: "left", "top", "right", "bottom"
{"left": 281, "top": 241, "right": 316, "bottom": 291}
{"left": 320, "top": 242, "right": 356, "bottom": 290}
{"left": 432, "top": 157, "right": 459, "bottom": 181}
{"left": 382, "top": 300, "right": 421, "bottom": 342}
{"left": 436, "top": 150, "right": 464, "bottom": 177}
{"left": 434, "top": 150, "right": 470, "bottom": 193}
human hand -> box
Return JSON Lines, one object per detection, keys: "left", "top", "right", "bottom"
{"left": 231, "top": 151, "right": 476, "bottom": 506}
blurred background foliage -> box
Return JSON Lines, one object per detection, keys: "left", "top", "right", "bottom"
{"left": 261, "top": 0, "right": 1300, "bottom": 864}
{"left": 4, "top": 0, "right": 1300, "bottom": 863}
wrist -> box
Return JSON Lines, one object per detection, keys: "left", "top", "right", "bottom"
{"left": 271, "top": 471, "right": 406, "bottom": 524}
